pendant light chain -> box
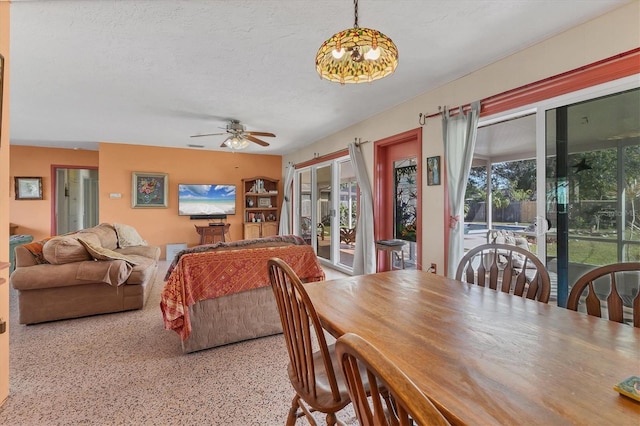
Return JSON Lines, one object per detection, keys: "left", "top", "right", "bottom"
{"left": 354, "top": 0, "right": 359, "bottom": 28}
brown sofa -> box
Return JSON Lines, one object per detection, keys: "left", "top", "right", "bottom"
{"left": 11, "top": 223, "right": 160, "bottom": 325}
{"left": 161, "top": 235, "right": 324, "bottom": 353}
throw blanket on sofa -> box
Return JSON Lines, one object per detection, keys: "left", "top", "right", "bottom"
{"left": 160, "top": 243, "right": 324, "bottom": 341}
{"left": 164, "top": 234, "right": 307, "bottom": 279}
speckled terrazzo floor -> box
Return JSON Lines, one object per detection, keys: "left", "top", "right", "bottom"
{"left": 0, "top": 262, "right": 357, "bottom": 426}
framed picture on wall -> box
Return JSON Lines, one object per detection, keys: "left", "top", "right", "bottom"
{"left": 427, "top": 156, "right": 441, "bottom": 186}
{"left": 132, "top": 172, "right": 168, "bottom": 208}
{"left": 15, "top": 177, "right": 43, "bottom": 200}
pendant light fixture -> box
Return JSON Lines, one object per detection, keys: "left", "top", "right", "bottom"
{"left": 315, "top": 0, "right": 398, "bottom": 84}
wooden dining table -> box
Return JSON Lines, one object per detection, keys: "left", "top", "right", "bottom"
{"left": 304, "top": 269, "right": 640, "bottom": 425}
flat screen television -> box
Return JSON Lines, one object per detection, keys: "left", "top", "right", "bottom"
{"left": 178, "top": 184, "right": 236, "bottom": 216}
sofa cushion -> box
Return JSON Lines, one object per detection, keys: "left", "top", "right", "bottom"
{"left": 114, "top": 223, "right": 148, "bottom": 248}
{"left": 22, "top": 237, "right": 53, "bottom": 264}
{"left": 117, "top": 245, "right": 161, "bottom": 261}
{"left": 43, "top": 235, "right": 94, "bottom": 265}
{"left": 76, "top": 259, "right": 133, "bottom": 286}
{"left": 11, "top": 260, "right": 132, "bottom": 290}
{"left": 78, "top": 223, "right": 118, "bottom": 250}
{"left": 78, "top": 238, "right": 140, "bottom": 266}
{"left": 125, "top": 256, "right": 157, "bottom": 285}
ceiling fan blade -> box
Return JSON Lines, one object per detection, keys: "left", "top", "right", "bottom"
{"left": 245, "top": 131, "right": 276, "bottom": 137}
{"left": 245, "top": 135, "right": 270, "bottom": 147}
{"left": 190, "top": 132, "right": 227, "bottom": 138}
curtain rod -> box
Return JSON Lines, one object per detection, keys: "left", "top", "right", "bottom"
{"left": 314, "top": 137, "right": 370, "bottom": 158}
{"left": 418, "top": 104, "right": 475, "bottom": 126}
{"left": 295, "top": 138, "right": 370, "bottom": 169}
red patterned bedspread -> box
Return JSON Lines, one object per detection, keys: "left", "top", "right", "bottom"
{"left": 160, "top": 244, "right": 325, "bottom": 341}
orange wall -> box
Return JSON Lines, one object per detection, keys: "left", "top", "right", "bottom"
{"left": 9, "top": 143, "right": 282, "bottom": 259}
{"left": 98, "top": 143, "right": 281, "bottom": 258}
{"left": 9, "top": 146, "right": 98, "bottom": 241}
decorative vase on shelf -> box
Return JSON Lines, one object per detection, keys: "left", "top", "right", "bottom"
{"left": 247, "top": 199, "right": 254, "bottom": 207}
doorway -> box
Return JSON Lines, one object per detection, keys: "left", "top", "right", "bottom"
{"left": 374, "top": 128, "right": 422, "bottom": 271}
{"left": 470, "top": 80, "right": 638, "bottom": 307}
{"left": 52, "top": 165, "right": 99, "bottom": 235}
{"left": 294, "top": 155, "right": 358, "bottom": 273}
{"left": 545, "top": 87, "right": 640, "bottom": 306}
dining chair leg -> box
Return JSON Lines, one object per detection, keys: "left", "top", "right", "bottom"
{"left": 325, "top": 412, "right": 337, "bottom": 426}
{"left": 286, "top": 395, "right": 301, "bottom": 426}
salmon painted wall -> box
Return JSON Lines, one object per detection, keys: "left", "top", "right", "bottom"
{"left": 9, "top": 146, "right": 98, "bottom": 241}
{"left": 99, "top": 143, "right": 282, "bottom": 258}
{"left": 0, "top": 0, "right": 10, "bottom": 405}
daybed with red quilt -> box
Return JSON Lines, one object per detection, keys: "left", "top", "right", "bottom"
{"left": 161, "top": 235, "right": 325, "bottom": 353}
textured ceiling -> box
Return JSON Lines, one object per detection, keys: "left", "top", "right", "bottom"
{"left": 8, "top": 0, "right": 629, "bottom": 154}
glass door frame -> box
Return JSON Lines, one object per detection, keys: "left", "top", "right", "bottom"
{"left": 294, "top": 154, "right": 355, "bottom": 274}
{"left": 479, "top": 74, "right": 638, "bottom": 306}
{"left": 480, "top": 75, "right": 638, "bottom": 248}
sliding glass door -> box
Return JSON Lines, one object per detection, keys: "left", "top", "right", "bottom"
{"left": 545, "top": 88, "right": 640, "bottom": 306}
{"left": 294, "top": 155, "right": 358, "bottom": 273}
{"left": 469, "top": 76, "right": 638, "bottom": 307}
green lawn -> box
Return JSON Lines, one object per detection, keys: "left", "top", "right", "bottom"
{"left": 546, "top": 237, "right": 640, "bottom": 264}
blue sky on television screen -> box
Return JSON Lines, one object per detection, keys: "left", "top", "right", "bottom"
{"left": 178, "top": 184, "right": 236, "bottom": 215}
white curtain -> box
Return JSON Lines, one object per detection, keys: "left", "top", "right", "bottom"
{"left": 443, "top": 101, "right": 481, "bottom": 278}
{"left": 349, "top": 142, "right": 376, "bottom": 275}
{"left": 278, "top": 163, "right": 295, "bottom": 235}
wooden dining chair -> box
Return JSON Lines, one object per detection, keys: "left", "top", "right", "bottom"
{"left": 455, "top": 243, "right": 551, "bottom": 303}
{"left": 566, "top": 262, "right": 640, "bottom": 327}
{"left": 268, "top": 258, "right": 355, "bottom": 426}
{"left": 335, "top": 333, "right": 451, "bottom": 426}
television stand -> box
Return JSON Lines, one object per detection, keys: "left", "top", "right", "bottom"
{"left": 195, "top": 224, "right": 231, "bottom": 244}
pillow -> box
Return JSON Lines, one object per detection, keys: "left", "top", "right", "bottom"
{"left": 43, "top": 236, "right": 94, "bottom": 265}
{"left": 77, "top": 238, "right": 140, "bottom": 266}
{"left": 113, "top": 223, "right": 147, "bottom": 248}
{"left": 21, "top": 237, "right": 52, "bottom": 264}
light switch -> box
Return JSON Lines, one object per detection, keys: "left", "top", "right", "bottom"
{"left": 109, "top": 193, "right": 122, "bottom": 199}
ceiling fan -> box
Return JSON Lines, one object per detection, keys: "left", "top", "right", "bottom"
{"left": 190, "top": 119, "right": 275, "bottom": 149}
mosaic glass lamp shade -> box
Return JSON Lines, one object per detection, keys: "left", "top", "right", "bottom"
{"left": 316, "top": 27, "right": 398, "bottom": 84}
{"left": 315, "top": 1, "right": 398, "bottom": 84}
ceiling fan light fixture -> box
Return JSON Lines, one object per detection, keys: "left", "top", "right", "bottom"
{"left": 224, "top": 135, "right": 250, "bottom": 150}
{"left": 315, "top": 0, "right": 398, "bottom": 85}
{"left": 191, "top": 119, "right": 274, "bottom": 148}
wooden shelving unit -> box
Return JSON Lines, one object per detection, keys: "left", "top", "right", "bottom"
{"left": 242, "top": 176, "right": 280, "bottom": 239}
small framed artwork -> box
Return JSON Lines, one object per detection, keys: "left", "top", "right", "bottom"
{"left": 132, "top": 172, "right": 168, "bottom": 208}
{"left": 427, "top": 156, "right": 441, "bottom": 186}
{"left": 258, "top": 197, "right": 271, "bottom": 208}
{"left": 15, "top": 177, "right": 43, "bottom": 200}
